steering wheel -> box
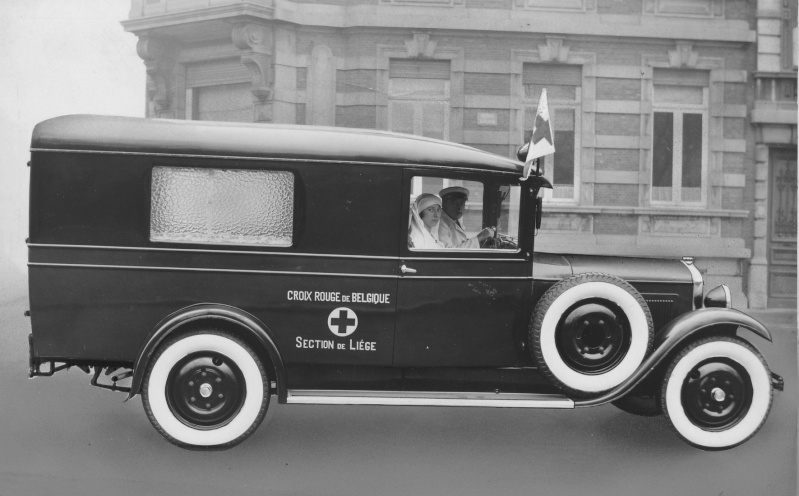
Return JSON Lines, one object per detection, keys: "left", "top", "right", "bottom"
{"left": 480, "top": 231, "right": 518, "bottom": 250}
{"left": 494, "top": 233, "right": 518, "bottom": 250}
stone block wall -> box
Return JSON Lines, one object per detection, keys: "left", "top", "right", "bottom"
{"left": 125, "top": 0, "right": 762, "bottom": 304}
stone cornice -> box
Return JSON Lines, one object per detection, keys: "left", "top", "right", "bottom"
{"left": 123, "top": 3, "right": 275, "bottom": 32}
{"left": 123, "top": 2, "right": 755, "bottom": 44}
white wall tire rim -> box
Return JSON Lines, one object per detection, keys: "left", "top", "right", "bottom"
{"left": 665, "top": 341, "right": 771, "bottom": 449}
{"left": 539, "top": 282, "right": 649, "bottom": 392}
{"left": 147, "top": 334, "right": 265, "bottom": 447}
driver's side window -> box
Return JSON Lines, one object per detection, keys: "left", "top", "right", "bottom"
{"left": 407, "top": 176, "right": 520, "bottom": 252}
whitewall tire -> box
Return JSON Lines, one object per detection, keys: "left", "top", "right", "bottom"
{"left": 530, "top": 273, "right": 654, "bottom": 396}
{"left": 660, "top": 336, "right": 772, "bottom": 451}
{"left": 142, "top": 330, "right": 269, "bottom": 449}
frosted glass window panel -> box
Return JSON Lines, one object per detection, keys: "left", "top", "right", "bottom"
{"left": 151, "top": 167, "right": 294, "bottom": 247}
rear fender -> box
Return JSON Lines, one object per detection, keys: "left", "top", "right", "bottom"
{"left": 575, "top": 308, "right": 772, "bottom": 407}
{"left": 128, "top": 304, "right": 287, "bottom": 402}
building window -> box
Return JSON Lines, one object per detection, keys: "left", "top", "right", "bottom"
{"left": 150, "top": 167, "right": 294, "bottom": 247}
{"left": 388, "top": 59, "right": 451, "bottom": 141}
{"left": 651, "top": 69, "right": 709, "bottom": 205}
{"left": 523, "top": 63, "right": 582, "bottom": 202}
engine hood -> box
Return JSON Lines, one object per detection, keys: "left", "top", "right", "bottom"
{"left": 534, "top": 252, "right": 693, "bottom": 284}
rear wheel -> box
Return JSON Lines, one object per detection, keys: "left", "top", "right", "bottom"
{"left": 660, "top": 336, "right": 772, "bottom": 450}
{"left": 142, "top": 330, "right": 269, "bottom": 449}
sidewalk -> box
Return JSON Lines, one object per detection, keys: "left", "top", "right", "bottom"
{"left": 747, "top": 308, "right": 798, "bottom": 337}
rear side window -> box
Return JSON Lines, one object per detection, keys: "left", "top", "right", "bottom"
{"left": 150, "top": 166, "right": 294, "bottom": 247}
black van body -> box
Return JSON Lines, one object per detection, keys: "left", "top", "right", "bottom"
{"left": 27, "top": 115, "right": 782, "bottom": 450}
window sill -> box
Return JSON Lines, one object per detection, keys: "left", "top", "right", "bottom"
{"left": 544, "top": 205, "right": 750, "bottom": 218}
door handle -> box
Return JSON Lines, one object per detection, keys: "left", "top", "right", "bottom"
{"left": 401, "top": 264, "right": 417, "bottom": 274}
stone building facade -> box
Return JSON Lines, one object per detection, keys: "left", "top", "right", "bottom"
{"left": 123, "top": 0, "right": 797, "bottom": 308}
{"left": 748, "top": 0, "right": 797, "bottom": 308}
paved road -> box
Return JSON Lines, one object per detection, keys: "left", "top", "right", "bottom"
{"left": 0, "top": 288, "right": 795, "bottom": 496}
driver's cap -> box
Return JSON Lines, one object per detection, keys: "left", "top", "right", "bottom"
{"left": 439, "top": 186, "right": 469, "bottom": 200}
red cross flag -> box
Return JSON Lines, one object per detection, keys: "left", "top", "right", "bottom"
{"left": 521, "top": 88, "right": 556, "bottom": 180}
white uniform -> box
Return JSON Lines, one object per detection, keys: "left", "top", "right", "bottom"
{"left": 439, "top": 212, "right": 479, "bottom": 249}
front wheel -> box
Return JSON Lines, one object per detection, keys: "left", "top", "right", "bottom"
{"left": 660, "top": 336, "right": 773, "bottom": 451}
{"left": 142, "top": 330, "right": 270, "bottom": 449}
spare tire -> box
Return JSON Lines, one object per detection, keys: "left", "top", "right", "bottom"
{"left": 530, "top": 273, "right": 654, "bottom": 397}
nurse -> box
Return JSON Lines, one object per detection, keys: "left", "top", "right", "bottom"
{"left": 408, "top": 193, "right": 447, "bottom": 249}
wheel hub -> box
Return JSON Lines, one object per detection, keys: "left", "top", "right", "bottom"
{"left": 557, "top": 300, "right": 631, "bottom": 374}
{"left": 681, "top": 359, "right": 752, "bottom": 431}
{"left": 166, "top": 351, "right": 246, "bottom": 429}
{"left": 199, "top": 383, "right": 213, "bottom": 398}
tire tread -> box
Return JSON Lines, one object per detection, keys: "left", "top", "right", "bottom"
{"left": 142, "top": 329, "right": 270, "bottom": 450}
{"left": 659, "top": 335, "right": 772, "bottom": 450}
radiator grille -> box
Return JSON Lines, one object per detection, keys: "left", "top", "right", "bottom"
{"left": 644, "top": 296, "right": 676, "bottom": 331}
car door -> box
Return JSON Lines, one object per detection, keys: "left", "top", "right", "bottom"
{"left": 393, "top": 169, "right": 533, "bottom": 367}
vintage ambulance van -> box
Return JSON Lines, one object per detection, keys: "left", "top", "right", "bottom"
{"left": 27, "top": 115, "right": 782, "bottom": 450}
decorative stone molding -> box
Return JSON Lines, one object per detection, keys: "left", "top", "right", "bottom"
{"left": 538, "top": 37, "right": 570, "bottom": 63}
{"left": 541, "top": 213, "right": 592, "bottom": 233}
{"left": 668, "top": 42, "right": 700, "bottom": 68}
{"left": 405, "top": 32, "right": 438, "bottom": 59}
{"left": 381, "top": 0, "right": 462, "bottom": 5}
{"left": 136, "top": 36, "right": 178, "bottom": 115}
{"left": 232, "top": 22, "right": 274, "bottom": 102}
{"left": 640, "top": 215, "right": 719, "bottom": 237}
{"left": 515, "top": 0, "right": 596, "bottom": 12}
{"left": 643, "top": 0, "right": 724, "bottom": 18}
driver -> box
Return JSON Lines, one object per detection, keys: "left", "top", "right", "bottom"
{"left": 438, "top": 186, "right": 495, "bottom": 249}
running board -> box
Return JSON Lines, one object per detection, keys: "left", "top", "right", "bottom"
{"left": 286, "top": 390, "right": 574, "bottom": 408}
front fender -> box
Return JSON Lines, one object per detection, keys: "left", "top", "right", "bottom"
{"left": 574, "top": 308, "right": 772, "bottom": 407}
{"left": 127, "top": 303, "right": 286, "bottom": 402}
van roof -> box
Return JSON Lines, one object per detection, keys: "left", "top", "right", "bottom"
{"left": 31, "top": 115, "right": 523, "bottom": 174}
